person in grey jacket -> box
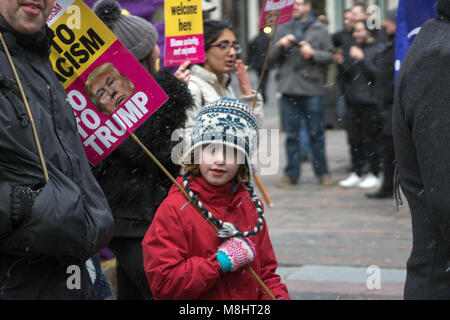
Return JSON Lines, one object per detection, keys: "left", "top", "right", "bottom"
{"left": 0, "top": 0, "right": 114, "bottom": 299}
{"left": 270, "top": 0, "right": 334, "bottom": 188}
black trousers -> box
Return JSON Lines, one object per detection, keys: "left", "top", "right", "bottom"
{"left": 345, "top": 102, "right": 381, "bottom": 176}
{"left": 378, "top": 134, "right": 395, "bottom": 192}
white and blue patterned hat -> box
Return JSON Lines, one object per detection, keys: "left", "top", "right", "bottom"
{"left": 184, "top": 97, "right": 259, "bottom": 180}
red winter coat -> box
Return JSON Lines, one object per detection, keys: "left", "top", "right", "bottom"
{"left": 142, "top": 176, "right": 290, "bottom": 300}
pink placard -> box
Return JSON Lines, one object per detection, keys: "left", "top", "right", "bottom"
{"left": 259, "top": 0, "right": 294, "bottom": 29}
{"left": 67, "top": 40, "right": 169, "bottom": 166}
{"left": 164, "top": 34, "right": 205, "bottom": 67}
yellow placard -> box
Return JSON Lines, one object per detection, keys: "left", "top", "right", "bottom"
{"left": 164, "top": 0, "right": 203, "bottom": 36}
{"left": 49, "top": 0, "right": 117, "bottom": 89}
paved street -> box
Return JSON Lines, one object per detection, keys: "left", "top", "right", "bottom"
{"left": 245, "top": 71, "right": 412, "bottom": 300}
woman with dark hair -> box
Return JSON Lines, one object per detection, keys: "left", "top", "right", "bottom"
{"left": 184, "top": 20, "right": 264, "bottom": 144}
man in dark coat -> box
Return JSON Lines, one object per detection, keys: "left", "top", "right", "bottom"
{"left": 0, "top": 1, "right": 114, "bottom": 299}
{"left": 393, "top": 0, "right": 450, "bottom": 299}
{"left": 247, "top": 29, "right": 271, "bottom": 102}
{"left": 366, "top": 8, "right": 397, "bottom": 199}
{"left": 339, "top": 19, "right": 384, "bottom": 189}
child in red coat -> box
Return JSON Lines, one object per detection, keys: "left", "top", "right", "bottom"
{"left": 142, "top": 98, "right": 290, "bottom": 300}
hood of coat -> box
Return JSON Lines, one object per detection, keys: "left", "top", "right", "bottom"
{"left": 438, "top": 0, "right": 450, "bottom": 19}
{"left": 171, "top": 176, "right": 248, "bottom": 209}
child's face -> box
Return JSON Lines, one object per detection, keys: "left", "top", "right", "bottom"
{"left": 199, "top": 144, "right": 241, "bottom": 186}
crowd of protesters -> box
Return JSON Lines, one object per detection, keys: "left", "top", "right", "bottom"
{"left": 332, "top": 2, "right": 397, "bottom": 199}
{"left": 266, "top": 0, "right": 397, "bottom": 201}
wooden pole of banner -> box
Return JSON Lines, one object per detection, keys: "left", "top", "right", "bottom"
{"left": 253, "top": 172, "right": 273, "bottom": 207}
{"left": 129, "top": 133, "right": 276, "bottom": 300}
{"left": 0, "top": 32, "right": 49, "bottom": 183}
{"left": 253, "top": 170, "right": 274, "bottom": 208}
{"left": 250, "top": 22, "right": 279, "bottom": 209}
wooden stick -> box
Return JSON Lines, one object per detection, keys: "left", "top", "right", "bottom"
{"left": 128, "top": 132, "right": 276, "bottom": 300}
{"left": 0, "top": 32, "right": 49, "bottom": 183}
{"left": 246, "top": 264, "right": 276, "bottom": 300}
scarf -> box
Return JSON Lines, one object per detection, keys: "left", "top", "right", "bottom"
{"left": 292, "top": 14, "right": 315, "bottom": 42}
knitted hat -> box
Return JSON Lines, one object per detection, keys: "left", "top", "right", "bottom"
{"left": 184, "top": 97, "right": 258, "bottom": 180}
{"left": 94, "top": 0, "right": 159, "bottom": 61}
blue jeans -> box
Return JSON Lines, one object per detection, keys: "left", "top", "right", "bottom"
{"left": 299, "top": 116, "right": 310, "bottom": 159}
{"left": 281, "top": 94, "right": 329, "bottom": 182}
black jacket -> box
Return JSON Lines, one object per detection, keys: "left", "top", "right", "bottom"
{"left": 393, "top": 2, "right": 450, "bottom": 299}
{"left": 95, "top": 70, "right": 193, "bottom": 239}
{"left": 247, "top": 32, "right": 271, "bottom": 71}
{"left": 345, "top": 40, "right": 385, "bottom": 106}
{"left": 0, "top": 17, "right": 114, "bottom": 299}
{"left": 332, "top": 29, "right": 356, "bottom": 91}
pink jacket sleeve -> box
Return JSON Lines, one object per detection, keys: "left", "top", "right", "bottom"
{"left": 142, "top": 201, "right": 221, "bottom": 300}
